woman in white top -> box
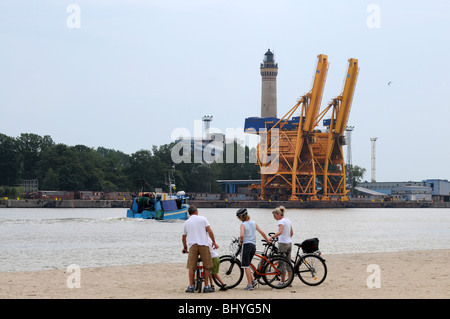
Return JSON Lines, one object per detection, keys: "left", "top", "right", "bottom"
{"left": 271, "top": 206, "right": 293, "bottom": 284}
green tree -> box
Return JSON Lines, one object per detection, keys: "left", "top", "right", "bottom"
{"left": 41, "top": 168, "right": 59, "bottom": 190}
{"left": 16, "top": 133, "right": 54, "bottom": 180}
{"left": 38, "top": 144, "right": 86, "bottom": 191}
{"left": 213, "top": 141, "right": 259, "bottom": 180}
{"left": 346, "top": 164, "right": 366, "bottom": 196}
{"left": 126, "top": 150, "right": 167, "bottom": 191}
{"left": 0, "top": 133, "right": 262, "bottom": 194}
{"left": 0, "top": 134, "right": 20, "bottom": 185}
{"left": 72, "top": 145, "right": 103, "bottom": 190}
{"left": 96, "top": 147, "right": 131, "bottom": 191}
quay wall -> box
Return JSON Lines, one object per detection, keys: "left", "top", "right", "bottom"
{"left": 0, "top": 199, "right": 132, "bottom": 209}
{"left": 0, "top": 199, "right": 449, "bottom": 209}
{"left": 189, "top": 200, "right": 450, "bottom": 209}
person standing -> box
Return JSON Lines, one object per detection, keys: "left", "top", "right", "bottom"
{"left": 208, "top": 235, "right": 227, "bottom": 291}
{"left": 236, "top": 208, "right": 270, "bottom": 290}
{"left": 271, "top": 206, "right": 293, "bottom": 284}
{"left": 182, "top": 205, "right": 218, "bottom": 293}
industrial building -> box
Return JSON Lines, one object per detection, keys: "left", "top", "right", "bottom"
{"left": 357, "top": 179, "right": 450, "bottom": 202}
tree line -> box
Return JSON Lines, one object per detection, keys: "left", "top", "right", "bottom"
{"left": 0, "top": 133, "right": 366, "bottom": 197}
{"left": 0, "top": 133, "right": 259, "bottom": 194}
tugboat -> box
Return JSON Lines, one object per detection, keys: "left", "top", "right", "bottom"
{"left": 126, "top": 177, "right": 189, "bottom": 220}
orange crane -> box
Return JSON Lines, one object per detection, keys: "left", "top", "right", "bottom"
{"left": 290, "top": 54, "right": 329, "bottom": 200}
{"left": 245, "top": 55, "right": 358, "bottom": 201}
{"left": 320, "top": 58, "right": 359, "bottom": 200}
{"left": 249, "top": 54, "right": 328, "bottom": 200}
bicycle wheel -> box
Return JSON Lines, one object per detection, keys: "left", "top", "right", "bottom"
{"left": 262, "top": 256, "right": 294, "bottom": 289}
{"left": 213, "top": 255, "right": 244, "bottom": 289}
{"left": 295, "top": 254, "right": 327, "bottom": 286}
{"left": 194, "top": 268, "right": 203, "bottom": 293}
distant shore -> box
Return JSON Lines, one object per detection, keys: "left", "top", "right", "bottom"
{"left": 1, "top": 198, "right": 449, "bottom": 209}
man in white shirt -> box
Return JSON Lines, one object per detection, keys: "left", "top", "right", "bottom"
{"left": 182, "top": 205, "right": 218, "bottom": 293}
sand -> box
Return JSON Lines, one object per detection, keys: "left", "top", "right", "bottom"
{"left": 1, "top": 249, "right": 449, "bottom": 299}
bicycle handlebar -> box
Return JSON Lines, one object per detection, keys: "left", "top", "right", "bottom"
{"left": 262, "top": 232, "right": 278, "bottom": 245}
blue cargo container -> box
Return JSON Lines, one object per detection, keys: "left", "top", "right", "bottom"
{"left": 244, "top": 116, "right": 302, "bottom": 133}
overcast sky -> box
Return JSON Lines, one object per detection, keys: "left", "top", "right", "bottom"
{"left": 0, "top": 0, "right": 449, "bottom": 183}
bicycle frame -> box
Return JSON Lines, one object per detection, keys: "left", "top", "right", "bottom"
{"left": 292, "top": 243, "right": 324, "bottom": 266}
{"left": 251, "top": 253, "right": 282, "bottom": 278}
{"left": 292, "top": 244, "right": 303, "bottom": 266}
{"left": 226, "top": 241, "right": 282, "bottom": 278}
{"left": 218, "top": 237, "right": 296, "bottom": 290}
{"left": 193, "top": 259, "right": 205, "bottom": 293}
{"left": 196, "top": 262, "right": 204, "bottom": 279}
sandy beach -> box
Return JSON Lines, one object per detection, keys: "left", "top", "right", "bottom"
{"left": 1, "top": 249, "right": 449, "bottom": 299}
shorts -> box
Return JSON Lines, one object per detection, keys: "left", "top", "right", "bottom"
{"left": 210, "top": 256, "right": 220, "bottom": 275}
{"left": 186, "top": 244, "right": 213, "bottom": 270}
{"left": 240, "top": 243, "right": 256, "bottom": 268}
{"left": 278, "top": 242, "right": 292, "bottom": 257}
{"left": 277, "top": 242, "right": 292, "bottom": 272}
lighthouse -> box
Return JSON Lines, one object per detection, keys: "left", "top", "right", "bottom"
{"left": 260, "top": 49, "right": 278, "bottom": 118}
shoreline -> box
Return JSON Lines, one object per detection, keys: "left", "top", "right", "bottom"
{"left": 1, "top": 199, "right": 449, "bottom": 209}
{"left": 1, "top": 249, "right": 449, "bottom": 299}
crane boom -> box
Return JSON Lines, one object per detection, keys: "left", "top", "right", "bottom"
{"left": 303, "top": 54, "right": 329, "bottom": 133}
{"left": 334, "top": 58, "right": 359, "bottom": 134}
{"left": 322, "top": 58, "right": 359, "bottom": 201}
{"left": 290, "top": 54, "right": 328, "bottom": 200}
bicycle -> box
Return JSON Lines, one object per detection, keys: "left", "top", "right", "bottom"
{"left": 291, "top": 238, "right": 327, "bottom": 286}
{"left": 183, "top": 250, "right": 214, "bottom": 293}
{"left": 193, "top": 258, "right": 205, "bottom": 293}
{"left": 264, "top": 235, "right": 327, "bottom": 286}
{"left": 212, "top": 237, "right": 294, "bottom": 289}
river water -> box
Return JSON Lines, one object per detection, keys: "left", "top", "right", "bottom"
{"left": 0, "top": 207, "right": 449, "bottom": 272}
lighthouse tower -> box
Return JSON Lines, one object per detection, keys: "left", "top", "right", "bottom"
{"left": 260, "top": 49, "right": 278, "bottom": 118}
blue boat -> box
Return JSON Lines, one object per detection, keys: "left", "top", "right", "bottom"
{"left": 127, "top": 191, "right": 189, "bottom": 220}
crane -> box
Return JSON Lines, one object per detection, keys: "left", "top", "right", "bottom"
{"left": 290, "top": 54, "right": 329, "bottom": 200}
{"left": 321, "top": 58, "right": 359, "bottom": 200}
{"left": 244, "top": 55, "right": 358, "bottom": 202}
{"left": 254, "top": 54, "right": 329, "bottom": 201}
